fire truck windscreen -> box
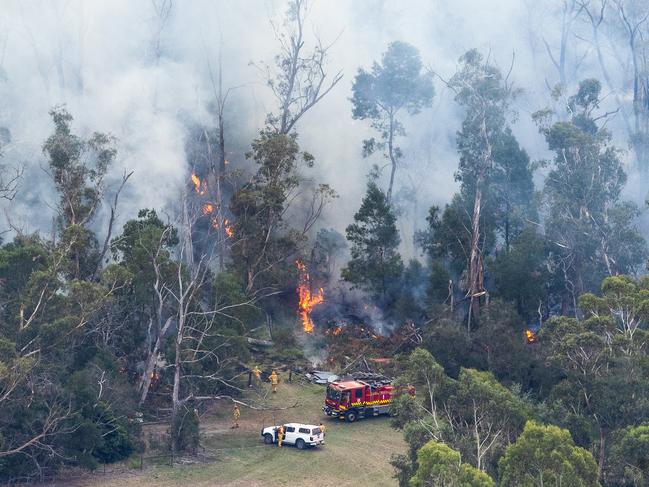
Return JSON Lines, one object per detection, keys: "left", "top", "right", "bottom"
{"left": 326, "top": 386, "right": 340, "bottom": 401}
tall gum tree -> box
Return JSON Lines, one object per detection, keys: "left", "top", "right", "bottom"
{"left": 534, "top": 78, "right": 647, "bottom": 316}
{"left": 351, "top": 41, "right": 434, "bottom": 201}
{"left": 439, "top": 49, "right": 518, "bottom": 331}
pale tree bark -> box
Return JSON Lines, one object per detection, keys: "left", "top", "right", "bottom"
{"left": 137, "top": 225, "right": 175, "bottom": 406}
{"left": 611, "top": 0, "right": 649, "bottom": 169}
{"left": 466, "top": 107, "right": 493, "bottom": 333}
{"left": 0, "top": 162, "right": 22, "bottom": 201}
{"left": 163, "top": 198, "right": 285, "bottom": 457}
{"left": 92, "top": 171, "right": 133, "bottom": 280}
{"left": 206, "top": 45, "right": 240, "bottom": 272}
{"left": 263, "top": 0, "right": 342, "bottom": 135}
{"left": 542, "top": 0, "right": 584, "bottom": 90}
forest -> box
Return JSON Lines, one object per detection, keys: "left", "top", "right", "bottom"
{"left": 1, "top": 0, "right": 649, "bottom": 485}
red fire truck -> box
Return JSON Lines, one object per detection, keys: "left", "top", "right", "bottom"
{"left": 322, "top": 376, "right": 414, "bottom": 422}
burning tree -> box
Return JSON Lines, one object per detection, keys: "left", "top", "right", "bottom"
{"left": 227, "top": 0, "right": 340, "bottom": 294}
{"left": 296, "top": 259, "right": 324, "bottom": 333}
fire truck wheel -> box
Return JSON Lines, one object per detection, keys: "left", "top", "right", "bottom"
{"left": 344, "top": 410, "right": 357, "bottom": 423}
{"left": 296, "top": 438, "right": 306, "bottom": 450}
{"left": 264, "top": 433, "right": 274, "bottom": 445}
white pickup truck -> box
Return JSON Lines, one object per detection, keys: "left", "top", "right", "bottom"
{"left": 261, "top": 423, "right": 325, "bottom": 449}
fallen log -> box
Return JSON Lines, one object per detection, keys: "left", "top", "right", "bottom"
{"left": 246, "top": 337, "right": 273, "bottom": 347}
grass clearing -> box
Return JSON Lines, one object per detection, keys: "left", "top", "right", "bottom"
{"left": 65, "top": 381, "right": 405, "bottom": 487}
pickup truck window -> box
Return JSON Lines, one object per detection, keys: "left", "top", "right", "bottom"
{"left": 285, "top": 426, "right": 295, "bottom": 433}
{"left": 298, "top": 428, "right": 309, "bottom": 434}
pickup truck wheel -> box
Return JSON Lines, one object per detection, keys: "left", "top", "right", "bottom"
{"left": 344, "top": 410, "right": 357, "bottom": 423}
{"left": 264, "top": 433, "right": 274, "bottom": 445}
{"left": 296, "top": 438, "right": 306, "bottom": 450}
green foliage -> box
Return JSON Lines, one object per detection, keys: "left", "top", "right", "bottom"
{"left": 410, "top": 440, "right": 494, "bottom": 487}
{"left": 450, "top": 368, "right": 531, "bottom": 471}
{"left": 491, "top": 227, "right": 548, "bottom": 321}
{"left": 352, "top": 41, "right": 434, "bottom": 123}
{"left": 419, "top": 50, "right": 537, "bottom": 323}
{"left": 171, "top": 406, "right": 200, "bottom": 454}
{"left": 420, "top": 313, "right": 478, "bottom": 377}
{"left": 351, "top": 41, "right": 434, "bottom": 186}
{"left": 392, "top": 260, "right": 427, "bottom": 322}
{"left": 499, "top": 421, "right": 600, "bottom": 487}
{"left": 609, "top": 424, "right": 649, "bottom": 486}
{"left": 427, "top": 260, "right": 451, "bottom": 305}
{"left": 42, "top": 107, "right": 117, "bottom": 280}
{"left": 579, "top": 275, "right": 649, "bottom": 342}
{"left": 43, "top": 106, "right": 116, "bottom": 228}
{"left": 342, "top": 179, "right": 403, "bottom": 302}
{"left": 472, "top": 301, "right": 546, "bottom": 389}
{"left": 230, "top": 129, "right": 333, "bottom": 291}
{"left": 392, "top": 347, "right": 533, "bottom": 480}
{"left": 536, "top": 79, "right": 647, "bottom": 311}
{"left": 539, "top": 279, "right": 649, "bottom": 480}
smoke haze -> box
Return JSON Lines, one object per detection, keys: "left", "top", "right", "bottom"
{"left": 0, "top": 0, "right": 646, "bottom": 252}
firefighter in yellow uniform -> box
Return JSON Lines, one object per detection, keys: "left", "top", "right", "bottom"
{"left": 252, "top": 365, "right": 262, "bottom": 381}
{"left": 277, "top": 425, "right": 285, "bottom": 448}
{"left": 232, "top": 404, "right": 240, "bottom": 429}
{"left": 319, "top": 422, "right": 326, "bottom": 437}
{"left": 269, "top": 370, "right": 279, "bottom": 393}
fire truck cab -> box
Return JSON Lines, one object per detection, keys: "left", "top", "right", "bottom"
{"left": 323, "top": 379, "right": 399, "bottom": 422}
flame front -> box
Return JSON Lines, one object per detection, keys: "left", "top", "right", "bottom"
{"left": 296, "top": 260, "right": 324, "bottom": 333}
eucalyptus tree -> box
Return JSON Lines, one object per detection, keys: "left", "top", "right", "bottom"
{"left": 540, "top": 276, "right": 649, "bottom": 478}
{"left": 499, "top": 421, "right": 600, "bottom": 487}
{"left": 42, "top": 106, "right": 125, "bottom": 280}
{"left": 578, "top": 0, "right": 649, "bottom": 170}
{"left": 411, "top": 440, "right": 495, "bottom": 487}
{"left": 437, "top": 49, "right": 521, "bottom": 329}
{"left": 230, "top": 0, "right": 339, "bottom": 293}
{"left": 534, "top": 79, "right": 647, "bottom": 315}
{"left": 264, "top": 0, "right": 342, "bottom": 135}
{"left": 351, "top": 41, "right": 434, "bottom": 201}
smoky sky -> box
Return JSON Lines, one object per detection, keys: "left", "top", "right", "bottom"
{"left": 0, "top": 0, "right": 646, "bottom": 257}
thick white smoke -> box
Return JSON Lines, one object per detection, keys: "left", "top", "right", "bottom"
{"left": 0, "top": 0, "right": 645, "bottom": 251}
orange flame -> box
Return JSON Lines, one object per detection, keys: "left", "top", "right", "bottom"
{"left": 202, "top": 203, "right": 214, "bottom": 215}
{"left": 224, "top": 219, "right": 234, "bottom": 238}
{"left": 325, "top": 326, "right": 343, "bottom": 336}
{"left": 209, "top": 215, "right": 234, "bottom": 238}
{"left": 191, "top": 173, "right": 207, "bottom": 195}
{"left": 296, "top": 260, "right": 324, "bottom": 333}
{"left": 525, "top": 329, "right": 537, "bottom": 344}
